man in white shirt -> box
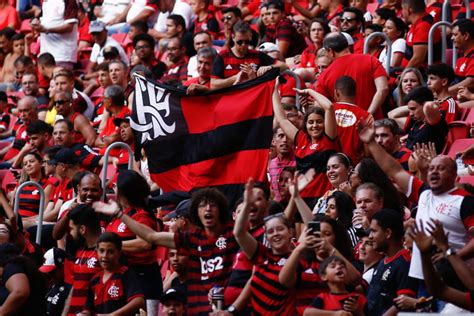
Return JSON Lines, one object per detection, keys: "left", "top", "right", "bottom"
{"left": 84, "top": 21, "right": 129, "bottom": 81}
{"left": 31, "top": 0, "right": 78, "bottom": 70}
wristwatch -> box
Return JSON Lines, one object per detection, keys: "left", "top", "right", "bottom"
{"left": 227, "top": 305, "right": 237, "bottom": 315}
{"left": 445, "top": 248, "right": 457, "bottom": 257}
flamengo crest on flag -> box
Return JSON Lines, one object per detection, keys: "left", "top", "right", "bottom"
{"left": 130, "top": 71, "right": 278, "bottom": 202}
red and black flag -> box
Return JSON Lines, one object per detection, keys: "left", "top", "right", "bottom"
{"left": 130, "top": 72, "right": 277, "bottom": 201}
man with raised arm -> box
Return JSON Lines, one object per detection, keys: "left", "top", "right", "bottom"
{"left": 358, "top": 119, "right": 474, "bottom": 291}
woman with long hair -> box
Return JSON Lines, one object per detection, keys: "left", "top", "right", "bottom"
{"left": 325, "top": 191, "right": 358, "bottom": 247}
{"left": 273, "top": 83, "right": 339, "bottom": 209}
{"left": 13, "top": 152, "right": 53, "bottom": 229}
{"left": 313, "top": 153, "right": 352, "bottom": 214}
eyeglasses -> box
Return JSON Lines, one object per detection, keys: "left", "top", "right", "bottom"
{"left": 135, "top": 44, "right": 151, "bottom": 50}
{"left": 236, "top": 40, "right": 251, "bottom": 46}
{"left": 54, "top": 100, "right": 70, "bottom": 106}
{"left": 341, "top": 17, "right": 356, "bottom": 23}
{"left": 264, "top": 212, "right": 284, "bottom": 223}
{"left": 221, "top": 15, "right": 233, "bottom": 22}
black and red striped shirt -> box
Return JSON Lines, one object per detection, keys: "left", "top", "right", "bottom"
{"left": 392, "top": 147, "right": 412, "bottom": 172}
{"left": 70, "top": 142, "right": 102, "bottom": 172}
{"left": 212, "top": 49, "right": 274, "bottom": 78}
{"left": 18, "top": 177, "right": 49, "bottom": 218}
{"left": 106, "top": 207, "right": 158, "bottom": 266}
{"left": 192, "top": 13, "right": 219, "bottom": 37}
{"left": 296, "top": 257, "right": 328, "bottom": 314}
{"left": 85, "top": 266, "right": 144, "bottom": 314}
{"left": 271, "top": 18, "right": 307, "bottom": 57}
{"left": 68, "top": 246, "right": 101, "bottom": 316}
{"left": 173, "top": 222, "right": 239, "bottom": 316}
{"left": 249, "top": 243, "right": 296, "bottom": 315}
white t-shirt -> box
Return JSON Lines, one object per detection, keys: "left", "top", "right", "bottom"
{"left": 73, "top": 89, "right": 95, "bottom": 120}
{"left": 98, "top": 0, "right": 130, "bottom": 24}
{"left": 406, "top": 176, "right": 474, "bottom": 279}
{"left": 126, "top": 0, "right": 158, "bottom": 26}
{"left": 40, "top": 0, "right": 78, "bottom": 63}
{"left": 379, "top": 38, "right": 406, "bottom": 68}
{"left": 153, "top": 0, "right": 194, "bottom": 33}
{"left": 90, "top": 37, "right": 129, "bottom": 65}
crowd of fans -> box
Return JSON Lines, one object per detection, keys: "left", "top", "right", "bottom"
{"left": 1, "top": 0, "right": 474, "bottom": 315}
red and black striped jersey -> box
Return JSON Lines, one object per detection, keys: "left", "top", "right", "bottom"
{"left": 212, "top": 49, "right": 274, "bottom": 79}
{"left": 249, "top": 243, "right": 296, "bottom": 315}
{"left": 271, "top": 18, "right": 307, "bottom": 57}
{"left": 392, "top": 147, "right": 412, "bottom": 171}
{"left": 85, "top": 266, "right": 144, "bottom": 314}
{"left": 68, "top": 246, "right": 101, "bottom": 316}
{"left": 50, "top": 178, "right": 73, "bottom": 205}
{"left": 106, "top": 207, "right": 158, "bottom": 266}
{"left": 70, "top": 142, "right": 102, "bottom": 172}
{"left": 18, "top": 177, "right": 49, "bottom": 218}
{"left": 294, "top": 131, "right": 339, "bottom": 199}
{"left": 224, "top": 224, "right": 265, "bottom": 306}
{"left": 296, "top": 257, "right": 328, "bottom": 314}
{"left": 161, "top": 59, "right": 189, "bottom": 84}
{"left": 173, "top": 222, "right": 239, "bottom": 316}
{"left": 192, "top": 13, "right": 219, "bottom": 37}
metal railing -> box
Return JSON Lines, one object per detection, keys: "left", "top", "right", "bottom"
{"left": 13, "top": 181, "right": 45, "bottom": 244}
{"left": 282, "top": 70, "right": 302, "bottom": 111}
{"left": 101, "top": 142, "right": 133, "bottom": 201}
{"left": 428, "top": 21, "right": 452, "bottom": 66}
{"left": 364, "top": 32, "right": 392, "bottom": 73}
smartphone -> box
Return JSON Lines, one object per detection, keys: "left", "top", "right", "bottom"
{"left": 308, "top": 221, "right": 320, "bottom": 235}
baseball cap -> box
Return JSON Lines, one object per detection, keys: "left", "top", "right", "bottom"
{"left": 165, "top": 199, "right": 191, "bottom": 220}
{"left": 341, "top": 32, "right": 354, "bottom": 46}
{"left": 50, "top": 148, "right": 79, "bottom": 165}
{"left": 161, "top": 288, "right": 186, "bottom": 304}
{"left": 113, "top": 115, "right": 131, "bottom": 127}
{"left": 258, "top": 42, "right": 280, "bottom": 53}
{"left": 89, "top": 20, "right": 107, "bottom": 34}
{"left": 39, "top": 247, "right": 66, "bottom": 273}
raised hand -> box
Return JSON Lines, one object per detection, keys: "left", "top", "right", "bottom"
{"left": 92, "top": 200, "right": 120, "bottom": 216}
{"left": 426, "top": 219, "right": 449, "bottom": 252}
{"left": 357, "top": 118, "right": 375, "bottom": 144}
{"left": 408, "top": 221, "right": 434, "bottom": 254}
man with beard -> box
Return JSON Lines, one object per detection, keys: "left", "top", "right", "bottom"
{"left": 268, "top": 127, "right": 295, "bottom": 202}
{"left": 358, "top": 118, "right": 474, "bottom": 299}
{"left": 367, "top": 209, "right": 418, "bottom": 315}
{"left": 340, "top": 7, "right": 365, "bottom": 54}
{"left": 161, "top": 37, "right": 188, "bottom": 85}
{"left": 63, "top": 204, "right": 102, "bottom": 315}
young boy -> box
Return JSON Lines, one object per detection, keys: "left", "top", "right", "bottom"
{"left": 305, "top": 256, "right": 367, "bottom": 316}
{"left": 0, "top": 33, "right": 25, "bottom": 84}
{"left": 427, "top": 63, "right": 461, "bottom": 123}
{"left": 189, "top": 0, "right": 219, "bottom": 38}
{"left": 81, "top": 232, "right": 145, "bottom": 316}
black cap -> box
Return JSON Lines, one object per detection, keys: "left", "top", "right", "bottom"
{"left": 161, "top": 288, "right": 186, "bottom": 304}
{"left": 50, "top": 148, "right": 79, "bottom": 165}
{"left": 165, "top": 199, "right": 191, "bottom": 220}
{"left": 113, "top": 116, "right": 131, "bottom": 127}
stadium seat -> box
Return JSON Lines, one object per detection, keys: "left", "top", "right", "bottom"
{"left": 111, "top": 33, "right": 127, "bottom": 46}
{"left": 459, "top": 175, "right": 474, "bottom": 186}
{"left": 1, "top": 170, "right": 18, "bottom": 194}
{"left": 447, "top": 138, "right": 474, "bottom": 158}
{"left": 443, "top": 121, "right": 471, "bottom": 154}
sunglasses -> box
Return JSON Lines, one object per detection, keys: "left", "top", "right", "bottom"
{"left": 236, "top": 40, "right": 251, "bottom": 46}
{"left": 341, "top": 17, "right": 356, "bottom": 23}
{"left": 221, "top": 15, "right": 233, "bottom": 22}
{"left": 54, "top": 100, "right": 69, "bottom": 106}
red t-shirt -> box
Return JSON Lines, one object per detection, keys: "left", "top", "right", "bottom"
{"left": 106, "top": 207, "right": 158, "bottom": 266}
{"left": 334, "top": 102, "right": 371, "bottom": 164}
{"left": 405, "top": 14, "right": 440, "bottom": 65}
{"left": 316, "top": 54, "right": 387, "bottom": 119}
{"left": 299, "top": 43, "right": 318, "bottom": 68}
{"left": 294, "top": 131, "right": 339, "bottom": 199}
{"left": 455, "top": 48, "right": 474, "bottom": 80}
{"left": 438, "top": 97, "right": 461, "bottom": 124}
{"left": 352, "top": 33, "right": 365, "bottom": 54}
